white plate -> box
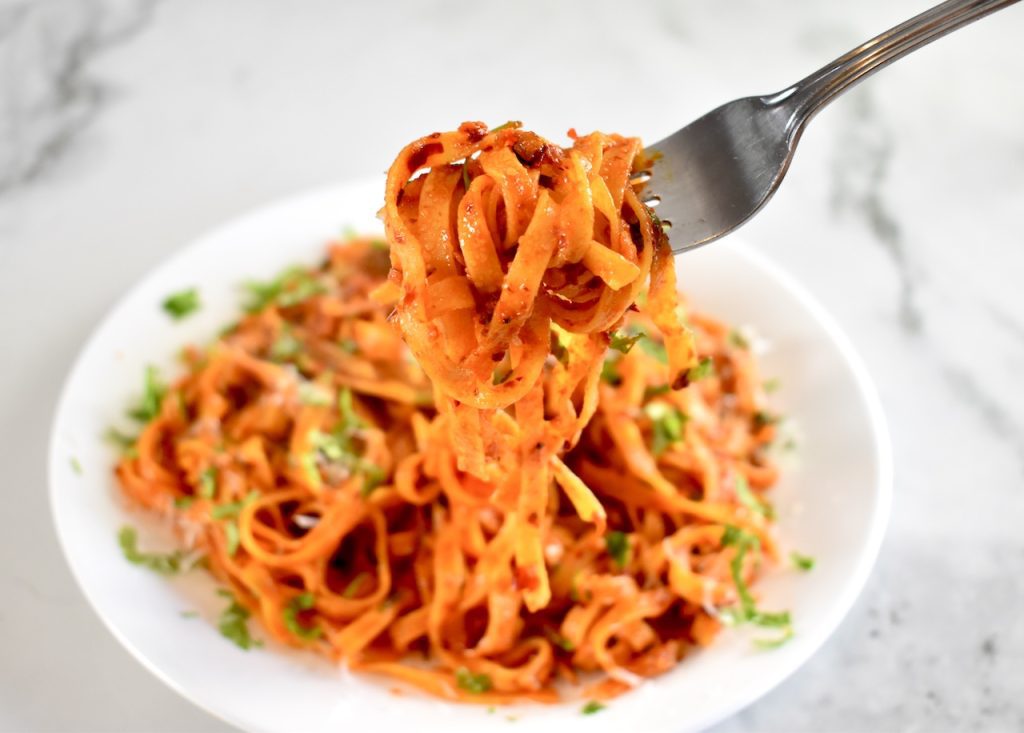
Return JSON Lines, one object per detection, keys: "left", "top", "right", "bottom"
{"left": 49, "top": 178, "right": 891, "bottom": 733}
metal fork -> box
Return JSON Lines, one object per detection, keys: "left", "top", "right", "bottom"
{"left": 643, "top": 0, "right": 1020, "bottom": 254}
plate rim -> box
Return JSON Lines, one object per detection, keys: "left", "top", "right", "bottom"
{"left": 47, "top": 178, "right": 893, "bottom": 733}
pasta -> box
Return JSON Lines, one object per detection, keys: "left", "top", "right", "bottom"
{"left": 114, "top": 123, "right": 789, "bottom": 706}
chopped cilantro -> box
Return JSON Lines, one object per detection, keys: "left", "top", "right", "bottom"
{"left": 543, "top": 627, "right": 575, "bottom": 652}
{"left": 224, "top": 521, "right": 240, "bottom": 556}
{"left": 243, "top": 266, "right": 325, "bottom": 313}
{"left": 174, "top": 496, "right": 195, "bottom": 510}
{"left": 105, "top": 427, "right": 138, "bottom": 457}
{"left": 728, "top": 329, "right": 750, "bottom": 350}
{"left": 643, "top": 384, "right": 671, "bottom": 400}
{"left": 162, "top": 287, "right": 201, "bottom": 320}
{"left": 359, "top": 465, "right": 387, "bottom": 497}
{"left": 638, "top": 336, "right": 668, "bottom": 364}
{"left": 753, "top": 627, "right": 795, "bottom": 649}
{"left": 686, "top": 356, "right": 714, "bottom": 382}
{"left": 550, "top": 323, "right": 573, "bottom": 368}
{"left": 305, "top": 402, "right": 385, "bottom": 498}
{"left": 754, "top": 411, "right": 780, "bottom": 429}
{"left": 298, "top": 382, "right": 333, "bottom": 406}
{"left": 210, "top": 490, "right": 260, "bottom": 520}
{"left": 217, "top": 591, "right": 261, "bottom": 650}
{"left": 338, "top": 338, "right": 359, "bottom": 354}
{"left": 269, "top": 329, "right": 303, "bottom": 362}
{"left": 735, "top": 475, "right": 775, "bottom": 520}
{"left": 300, "top": 450, "right": 322, "bottom": 488}
{"left": 338, "top": 388, "right": 365, "bottom": 431}
{"left": 763, "top": 378, "right": 781, "bottom": 394}
{"left": 198, "top": 467, "right": 217, "bottom": 499}
{"left": 790, "top": 552, "right": 816, "bottom": 571}
{"left": 218, "top": 321, "right": 239, "bottom": 338}
{"left": 605, "top": 531, "right": 630, "bottom": 570}
{"left": 609, "top": 329, "right": 643, "bottom": 354}
{"left": 118, "top": 526, "right": 184, "bottom": 575}
{"left": 581, "top": 701, "right": 606, "bottom": 715}
{"left": 283, "top": 592, "right": 322, "bottom": 640}
{"left": 454, "top": 667, "right": 493, "bottom": 694}
{"left": 644, "top": 401, "right": 688, "bottom": 456}
{"left": 301, "top": 389, "right": 385, "bottom": 496}
{"left": 600, "top": 358, "right": 621, "bottom": 385}
{"left": 489, "top": 120, "right": 518, "bottom": 133}
{"left": 720, "top": 526, "right": 794, "bottom": 640}
{"left": 127, "top": 365, "right": 166, "bottom": 423}
{"left": 342, "top": 572, "right": 370, "bottom": 598}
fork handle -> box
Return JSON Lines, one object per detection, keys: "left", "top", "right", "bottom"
{"left": 776, "top": 0, "right": 1020, "bottom": 138}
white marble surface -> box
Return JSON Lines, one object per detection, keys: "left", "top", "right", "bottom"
{"left": 2, "top": 0, "right": 1023, "bottom": 730}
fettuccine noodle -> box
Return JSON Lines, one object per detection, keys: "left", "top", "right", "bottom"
{"left": 114, "top": 123, "right": 786, "bottom": 705}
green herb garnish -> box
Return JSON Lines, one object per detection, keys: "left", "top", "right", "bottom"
{"left": 244, "top": 266, "right": 325, "bottom": 313}
{"left": 174, "top": 496, "right": 195, "bottom": 510}
{"left": 298, "top": 382, "right": 333, "bottom": 406}
{"left": 198, "top": 467, "right": 217, "bottom": 499}
{"left": 638, "top": 336, "right": 668, "bottom": 364}
{"left": 210, "top": 490, "right": 260, "bottom": 520}
{"left": 643, "top": 384, "right": 672, "bottom": 400}
{"left": 753, "top": 411, "right": 780, "bottom": 429}
{"left": 489, "top": 120, "right": 518, "bottom": 133}
{"left": 719, "top": 526, "right": 794, "bottom": 645}
{"left": 644, "top": 401, "right": 688, "bottom": 457}
{"left": 686, "top": 356, "right": 714, "bottom": 382}
{"left": 118, "top": 526, "right": 184, "bottom": 575}
{"left": 728, "top": 329, "right": 749, "bottom": 349}
{"left": 543, "top": 628, "right": 575, "bottom": 652}
{"left": 454, "top": 667, "right": 493, "bottom": 694}
{"left": 299, "top": 389, "right": 384, "bottom": 495}
{"left": 605, "top": 531, "right": 630, "bottom": 570}
{"left": 338, "top": 338, "right": 359, "bottom": 354}
{"left": 581, "top": 701, "right": 606, "bottom": 715}
{"left": 217, "top": 591, "right": 261, "bottom": 650}
{"left": 162, "top": 287, "right": 201, "bottom": 320}
{"left": 735, "top": 475, "right": 774, "bottom": 520}
{"left": 753, "top": 627, "right": 795, "bottom": 649}
{"left": 342, "top": 572, "right": 370, "bottom": 599}
{"left": 224, "top": 521, "right": 240, "bottom": 556}
{"left": 70, "top": 457, "right": 82, "bottom": 475}
{"left": 790, "top": 552, "right": 816, "bottom": 571}
{"left": 105, "top": 427, "right": 138, "bottom": 457}
{"left": 763, "top": 378, "right": 781, "bottom": 394}
{"left": 269, "top": 329, "right": 303, "bottom": 362}
{"left": 600, "top": 358, "right": 621, "bottom": 385}
{"left": 283, "top": 592, "right": 322, "bottom": 640}
{"left": 127, "top": 366, "right": 166, "bottom": 423}
{"left": 338, "top": 388, "right": 365, "bottom": 431}
{"left": 609, "top": 329, "right": 643, "bottom": 354}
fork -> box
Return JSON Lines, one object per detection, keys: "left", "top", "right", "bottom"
{"left": 642, "top": 0, "right": 1020, "bottom": 254}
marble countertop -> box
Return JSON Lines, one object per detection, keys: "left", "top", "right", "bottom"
{"left": 2, "top": 0, "right": 1022, "bottom": 730}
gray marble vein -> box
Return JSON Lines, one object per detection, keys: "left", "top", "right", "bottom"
{"left": 828, "top": 89, "right": 922, "bottom": 333}
{"left": 0, "top": 0, "right": 158, "bottom": 193}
